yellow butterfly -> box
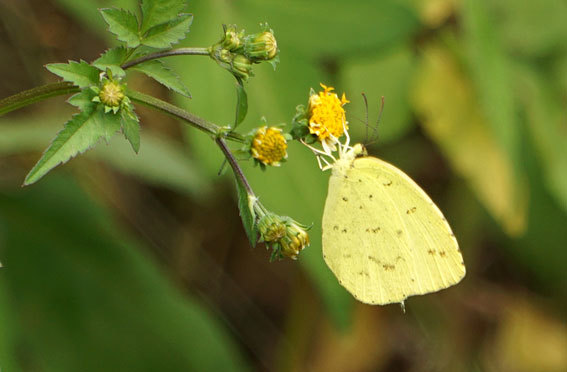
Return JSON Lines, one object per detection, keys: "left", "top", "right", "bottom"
{"left": 312, "top": 136, "right": 465, "bottom": 305}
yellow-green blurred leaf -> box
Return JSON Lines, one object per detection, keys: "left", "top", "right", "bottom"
{"left": 485, "top": 297, "right": 567, "bottom": 372}
{"left": 412, "top": 45, "right": 527, "bottom": 235}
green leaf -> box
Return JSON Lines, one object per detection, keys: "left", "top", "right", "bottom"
{"left": 92, "top": 47, "right": 128, "bottom": 77}
{"left": 67, "top": 89, "right": 97, "bottom": 111}
{"left": 234, "top": 79, "right": 248, "bottom": 128}
{"left": 515, "top": 65, "right": 567, "bottom": 213}
{"left": 0, "top": 118, "right": 211, "bottom": 199}
{"left": 24, "top": 106, "right": 121, "bottom": 185}
{"left": 130, "top": 60, "right": 191, "bottom": 98}
{"left": 141, "top": 13, "right": 193, "bottom": 48}
{"left": 462, "top": 0, "right": 520, "bottom": 167}
{"left": 235, "top": 178, "right": 257, "bottom": 247}
{"left": 121, "top": 109, "right": 141, "bottom": 153}
{"left": 141, "top": 0, "right": 186, "bottom": 33}
{"left": 46, "top": 60, "right": 100, "bottom": 88}
{"left": 0, "top": 177, "right": 249, "bottom": 371}
{"left": 100, "top": 8, "right": 140, "bottom": 47}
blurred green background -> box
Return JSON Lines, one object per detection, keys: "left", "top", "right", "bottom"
{"left": 1, "top": 0, "right": 566, "bottom": 371}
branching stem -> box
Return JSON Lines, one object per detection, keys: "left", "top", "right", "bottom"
{"left": 216, "top": 137, "right": 254, "bottom": 196}
{"left": 121, "top": 47, "right": 210, "bottom": 69}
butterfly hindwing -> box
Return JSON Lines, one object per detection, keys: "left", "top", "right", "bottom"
{"left": 322, "top": 155, "right": 465, "bottom": 305}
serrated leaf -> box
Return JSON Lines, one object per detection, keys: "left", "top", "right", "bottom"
{"left": 121, "top": 110, "right": 141, "bottom": 153}
{"left": 234, "top": 79, "right": 248, "bottom": 128}
{"left": 46, "top": 60, "right": 100, "bottom": 88}
{"left": 67, "top": 89, "right": 97, "bottom": 111}
{"left": 141, "top": 0, "right": 186, "bottom": 33}
{"left": 141, "top": 13, "right": 193, "bottom": 48}
{"left": 92, "top": 47, "right": 127, "bottom": 77}
{"left": 100, "top": 8, "right": 140, "bottom": 48}
{"left": 24, "top": 106, "right": 121, "bottom": 185}
{"left": 235, "top": 178, "right": 257, "bottom": 247}
{"left": 130, "top": 60, "right": 191, "bottom": 98}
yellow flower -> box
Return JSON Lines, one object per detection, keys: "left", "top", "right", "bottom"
{"left": 251, "top": 126, "right": 288, "bottom": 166}
{"left": 308, "top": 83, "right": 349, "bottom": 152}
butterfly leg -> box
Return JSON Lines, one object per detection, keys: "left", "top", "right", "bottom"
{"left": 300, "top": 140, "right": 337, "bottom": 162}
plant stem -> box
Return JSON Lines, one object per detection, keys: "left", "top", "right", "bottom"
{"left": 127, "top": 90, "right": 245, "bottom": 143}
{"left": 0, "top": 82, "right": 79, "bottom": 116}
{"left": 121, "top": 47, "right": 210, "bottom": 69}
{"left": 216, "top": 137, "right": 254, "bottom": 196}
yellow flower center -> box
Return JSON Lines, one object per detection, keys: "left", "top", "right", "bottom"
{"left": 99, "top": 81, "right": 124, "bottom": 107}
{"left": 308, "top": 83, "right": 349, "bottom": 142}
{"left": 251, "top": 126, "right": 288, "bottom": 166}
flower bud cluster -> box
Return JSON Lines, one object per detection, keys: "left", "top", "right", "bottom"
{"left": 209, "top": 23, "right": 279, "bottom": 81}
{"left": 257, "top": 212, "right": 310, "bottom": 261}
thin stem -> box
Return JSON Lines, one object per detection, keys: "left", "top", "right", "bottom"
{"left": 0, "top": 82, "right": 79, "bottom": 116}
{"left": 127, "top": 90, "right": 245, "bottom": 143}
{"left": 216, "top": 137, "right": 254, "bottom": 196}
{"left": 121, "top": 47, "right": 210, "bottom": 69}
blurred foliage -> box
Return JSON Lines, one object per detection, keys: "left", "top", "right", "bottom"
{"left": 0, "top": 0, "right": 566, "bottom": 371}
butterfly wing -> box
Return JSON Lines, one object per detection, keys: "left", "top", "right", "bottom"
{"left": 322, "top": 156, "right": 465, "bottom": 305}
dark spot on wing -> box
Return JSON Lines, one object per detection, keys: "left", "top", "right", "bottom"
{"left": 369, "top": 194, "right": 373, "bottom": 199}
{"left": 383, "top": 180, "right": 392, "bottom": 186}
{"left": 372, "top": 227, "right": 381, "bottom": 233}
{"left": 383, "top": 264, "right": 395, "bottom": 271}
{"left": 358, "top": 179, "right": 362, "bottom": 182}
{"left": 428, "top": 249, "right": 436, "bottom": 255}
{"left": 397, "top": 230, "right": 403, "bottom": 236}
{"left": 406, "top": 207, "right": 417, "bottom": 214}
{"left": 368, "top": 255, "right": 380, "bottom": 264}
{"left": 342, "top": 196, "right": 348, "bottom": 201}
{"left": 333, "top": 225, "right": 339, "bottom": 231}
{"left": 439, "top": 251, "right": 447, "bottom": 257}
{"left": 341, "top": 228, "right": 348, "bottom": 233}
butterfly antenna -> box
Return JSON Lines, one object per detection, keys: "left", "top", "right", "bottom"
{"left": 371, "top": 96, "right": 385, "bottom": 145}
{"left": 361, "top": 92, "right": 370, "bottom": 143}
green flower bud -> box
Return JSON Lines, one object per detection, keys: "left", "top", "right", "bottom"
{"left": 245, "top": 30, "right": 278, "bottom": 62}
{"left": 258, "top": 213, "right": 287, "bottom": 242}
{"left": 280, "top": 220, "right": 310, "bottom": 260}
{"left": 232, "top": 54, "right": 253, "bottom": 80}
{"left": 255, "top": 208, "right": 310, "bottom": 261}
{"left": 99, "top": 81, "right": 124, "bottom": 107}
{"left": 222, "top": 24, "right": 244, "bottom": 51}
